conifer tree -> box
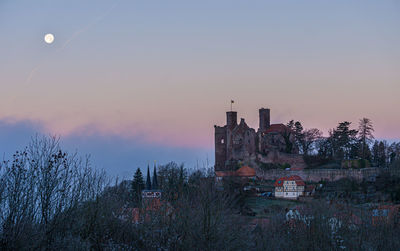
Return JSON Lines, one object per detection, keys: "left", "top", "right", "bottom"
{"left": 378, "top": 141, "right": 387, "bottom": 167}
{"left": 132, "top": 168, "right": 145, "bottom": 203}
{"left": 146, "top": 165, "right": 152, "bottom": 190}
{"left": 152, "top": 164, "right": 158, "bottom": 190}
{"left": 372, "top": 141, "right": 380, "bottom": 166}
{"left": 358, "top": 118, "right": 374, "bottom": 160}
{"left": 330, "top": 121, "right": 358, "bottom": 160}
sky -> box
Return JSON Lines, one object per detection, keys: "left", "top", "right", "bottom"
{"left": 1, "top": 0, "right": 399, "bottom": 177}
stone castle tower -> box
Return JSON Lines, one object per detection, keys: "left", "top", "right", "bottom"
{"left": 214, "top": 107, "right": 299, "bottom": 172}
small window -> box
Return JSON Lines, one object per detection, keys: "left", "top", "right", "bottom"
{"left": 221, "top": 139, "right": 224, "bottom": 144}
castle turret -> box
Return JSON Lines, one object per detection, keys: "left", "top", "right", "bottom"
{"left": 259, "top": 108, "right": 270, "bottom": 132}
{"left": 214, "top": 125, "right": 227, "bottom": 171}
{"left": 226, "top": 111, "right": 237, "bottom": 129}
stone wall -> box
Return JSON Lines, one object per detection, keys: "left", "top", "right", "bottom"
{"left": 257, "top": 167, "right": 400, "bottom": 182}
{"left": 257, "top": 151, "right": 306, "bottom": 169}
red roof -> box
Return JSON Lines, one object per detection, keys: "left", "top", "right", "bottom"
{"left": 274, "top": 175, "right": 305, "bottom": 187}
{"left": 235, "top": 166, "right": 256, "bottom": 177}
{"left": 264, "top": 124, "right": 288, "bottom": 134}
{"left": 274, "top": 177, "right": 286, "bottom": 187}
{"left": 215, "top": 166, "right": 256, "bottom": 178}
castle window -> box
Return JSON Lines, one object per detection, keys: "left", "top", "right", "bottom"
{"left": 221, "top": 139, "right": 224, "bottom": 144}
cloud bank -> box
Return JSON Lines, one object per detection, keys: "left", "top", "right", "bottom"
{"left": 0, "top": 118, "right": 213, "bottom": 178}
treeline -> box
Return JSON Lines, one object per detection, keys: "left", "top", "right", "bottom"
{"left": 1, "top": 135, "right": 400, "bottom": 250}
{"left": 284, "top": 118, "right": 400, "bottom": 168}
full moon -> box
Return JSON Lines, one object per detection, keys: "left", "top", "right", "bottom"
{"left": 44, "top": 33, "right": 54, "bottom": 44}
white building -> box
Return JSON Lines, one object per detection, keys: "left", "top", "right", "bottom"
{"left": 274, "top": 175, "right": 305, "bottom": 199}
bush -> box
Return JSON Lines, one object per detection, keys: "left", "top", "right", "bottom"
{"left": 303, "top": 155, "right": 333, "bottom": 168}
{"left": 341, "top": 159, "right": 371, "bottom": 169}
{"left": 258, "top": 162, "right": 290, "bottom": 170}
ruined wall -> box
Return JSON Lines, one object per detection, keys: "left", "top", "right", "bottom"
{"left": 257, "top": 151, "right": 306, "bottom": 169}
{"left": 256, "top": 167, "right": 399, "bottom": 182}
{"left": 231, "top": 119, "right": 257, "bottom": 162}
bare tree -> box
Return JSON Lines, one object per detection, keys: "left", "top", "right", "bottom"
{"left": 0, "top": 135, "right": 107, "bottom": 249}
{"left": 300, "top": 128, "right": 323, "bottom": 155}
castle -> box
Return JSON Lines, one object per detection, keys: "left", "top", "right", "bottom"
{"left": 214, "top": 108, "right": 305, "bottom": 173}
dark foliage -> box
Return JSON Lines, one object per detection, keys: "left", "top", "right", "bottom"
{"left": 2, "top": 136, "right": 400, "bottom": 250}
{"left": 132, "top": 168, "right": 145, "bottom": 204}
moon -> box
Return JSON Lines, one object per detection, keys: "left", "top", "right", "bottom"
{"left": 44, "top": 33, "right": 54, "bottom": 44}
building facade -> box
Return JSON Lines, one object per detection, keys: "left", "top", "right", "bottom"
{"left": 274, "top": 175, "right": 305, "bottom": 199}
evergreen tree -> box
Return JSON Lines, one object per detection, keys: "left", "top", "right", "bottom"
{"left": 372, "top": 140, "right": 380, "bottom": 166}
{"left": 281, "top": 120, "right": 295, "bottom": 153}
{"left": 378, "top": 141, "right": 387, "bottom": 167}
{"left": 330, "top": 121, "right": 358, "bottom": 160}
{"left": 388, "top": 142, "right": 400, "bottom": 164}
{"left": 152, "top": 163, "right": 158, "bottom": 190}
{"left": 358, "top": 118, "right": 374, "bottom": 160}
{"left": 146, "top": 165, "right": 152, "bottom": 190}
{"left": 294, "top": 121, "right": 304, "bottom": 152}
{"left": 132, "top": 168, "right": 145, "bottom": 203}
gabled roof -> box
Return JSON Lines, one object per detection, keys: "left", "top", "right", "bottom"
{"left": 215, "top": 166, "right": 256, "bottom": 178}
{"left": 235, "top": 166, "right": 256, "bottom": 177}
{"left": 231, "top": 118, "right": 254, "bottom": 135}
{"left": 274, "top": 177, "right": 286, "bottom": 187}
{"left": 274, "top": 175, "right": 305, "bottom": 187}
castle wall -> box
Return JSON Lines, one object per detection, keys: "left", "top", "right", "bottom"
{"left": 257, "top": 167, "right": 400, "bottom": 182}
{"left": 257, "top": 152, "right": 306, "bottom": 169}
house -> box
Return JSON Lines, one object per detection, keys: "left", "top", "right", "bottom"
{"left": 274, "top": 175, "right": 305, "bottom": 199}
